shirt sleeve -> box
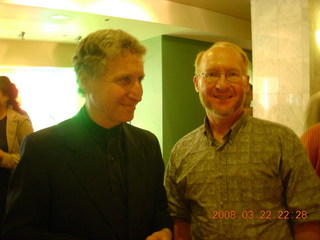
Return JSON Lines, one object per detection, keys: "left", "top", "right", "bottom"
{"left": 164, "top": 145, "right": 191, "bottom": 223}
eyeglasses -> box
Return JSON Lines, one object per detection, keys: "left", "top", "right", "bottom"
{"left": 198, "top": 70, "right": 244, "bottom": 83}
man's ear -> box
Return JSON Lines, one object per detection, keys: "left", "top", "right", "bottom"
{"left": 78, "top": 70, "right": 91, "bottom": 93}
{"left": 244, "top": 75, "right": 250, "bottom": 93}
{"left": 193, "top": 75, "right": 199, "bottom": 93}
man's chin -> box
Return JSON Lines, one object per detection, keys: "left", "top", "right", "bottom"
{"left": 122, "top": 114, "right": 134, "bottom": 123}
{"left": 208, "top": 107, "right": 235, "bottom": 119}
{"left": 213, "top": 112, "right": 233, "bottom": 119}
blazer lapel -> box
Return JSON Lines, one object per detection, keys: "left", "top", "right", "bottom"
{"left": 123, "top": 125, "right": 147, "bottom": 237}
{"left": 6, "top": 108, "right": 18, "bottom": 152}
{"left": 65, "top": 118, "right": 126, "bottom": 239}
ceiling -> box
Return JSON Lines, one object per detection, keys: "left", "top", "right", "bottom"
{"left": 167, "top": 0, "right": 250, "bottom": 21}
{"left": 0, "top": 0, "right": 251, "bottom": 44}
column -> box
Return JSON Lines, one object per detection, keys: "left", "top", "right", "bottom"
{"left": 251, "top": 0, "right": 320, "bottom": 136}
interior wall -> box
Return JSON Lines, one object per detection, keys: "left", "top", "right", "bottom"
{"left": 132, "top": 36, "right": 164, "bottom": 149}
{"left": 251, "top": 0, "right": 314, "bottom": 136}
{"left": 162, "top": 36, "right": 210, "bottom": 163}
{"left": 309, "top": 0, "right": 320, "bottom": 96}
{"left": 0, "top": 39, "right": 77, "bottom": 67}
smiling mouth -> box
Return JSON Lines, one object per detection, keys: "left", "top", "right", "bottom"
{"left": 122, "top": 104, "right": 137, "bottom": 109}
{"left": 214, "top": 95, "right": 232, "bottom": 99}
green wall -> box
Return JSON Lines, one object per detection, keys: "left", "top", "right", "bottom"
{"left": 139, "top": 35, "right": 211, "bottom": 164}
{"left": 162, "top": 36, "right": 211, "bottom": 163}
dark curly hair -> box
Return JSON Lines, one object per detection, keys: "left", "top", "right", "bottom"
{"left": 0, "top": 76, "right": 25, "bottom": 115}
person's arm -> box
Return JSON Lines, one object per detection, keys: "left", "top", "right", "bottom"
{"left": 300, "top": 123, "right": 320, "bottom": 177}
{"left": 173, "top": 218, "right": 192, "bottom": 240}
{"left": 1, "top": 117, "right": 33, "bottom": 169}
{"left": 293, "top": 221, "right": 320, "bottom": 240}
{"left": 16, "top": 117, "right": 34, "bottom": 143}
{"left": 164, "top": 143, "right": 192, "bottom": 240}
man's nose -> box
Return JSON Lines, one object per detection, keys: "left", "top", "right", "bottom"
{"left": 215, "top": 73, "right": 230, "bottom": 90}
{"left": 129, "top": 80, "right": 143, "bottom": 101}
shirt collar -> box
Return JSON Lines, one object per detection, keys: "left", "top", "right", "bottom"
{"left": 228, "top": 113, "right": 248, "bottom": 143}
{"left": 204, "top": 112, "right": 249, "bottom": 145}
{"left": 79, "top": 106, "right": 124, "bottom": 142}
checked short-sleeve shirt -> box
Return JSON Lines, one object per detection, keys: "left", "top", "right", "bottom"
{"left": 165, "top": 113, "right": 320, "bottom": 240}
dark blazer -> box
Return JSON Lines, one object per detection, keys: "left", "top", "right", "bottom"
{"left": 2, "top": 110, "right": 172, "bottom": 240}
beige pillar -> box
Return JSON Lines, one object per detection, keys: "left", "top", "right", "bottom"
{"left": 251, "top": 0, "right": 320, "bottom": 136}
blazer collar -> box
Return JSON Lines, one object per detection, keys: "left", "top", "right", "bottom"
{"left": 123, "top": 125, "right": 147, "bottom": 235}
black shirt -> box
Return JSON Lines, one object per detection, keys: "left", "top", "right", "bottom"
{"left": 79, "top": 107, "right": 128, "bottom": 221}
{"left": 0, "top": 116, "right": 8, "bottom": 152}
{"left": 0, "top": 116, "right": 10, "bottom": 235}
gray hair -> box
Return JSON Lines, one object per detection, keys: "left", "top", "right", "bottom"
{"left": 73, "top": 29, "right": 146, "bottom": 95}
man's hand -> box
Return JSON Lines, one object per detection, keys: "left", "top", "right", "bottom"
{"left": 145, "top": 228, "right": 172, "bottom": 240}
{"left": 0, "top": 149, "right": 3, "bottom": 167}
{"left": 293, "top": 221, "right": 320, "bottom": 240}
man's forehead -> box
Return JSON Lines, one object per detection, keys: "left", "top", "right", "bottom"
{"left": 199, "top": 46, "right": 246, "bottom": 72}
{"left": 205, "top": 45, "right": 240, "bottom": 57}
{"left": 108, "top": 51, "right": 144, "bottom": 62}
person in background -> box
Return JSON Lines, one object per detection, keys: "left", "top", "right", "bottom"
{"left": 165, "top": 42, "right": 320, "bottom": 240}
{"left": 0, "top": 76, "right": 33, "bottom": 237}
{"left": 243, "top": 82, "right": 252, "bottom": 116}
{"left": 304, "top": 90, "right": 320, "bottom": 131}
{"left": 2, "top": 29, "right": 172, "bottom": 240}
{"left": 300, "top": 90, "right": 320, "bottom": 178}
{"left": 301, "top": 122, "right": 320, "bottom": 177}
